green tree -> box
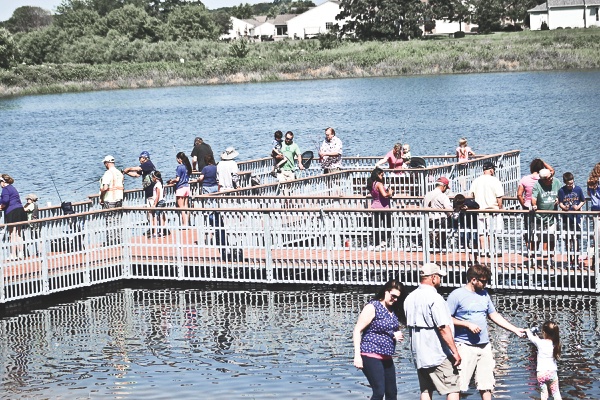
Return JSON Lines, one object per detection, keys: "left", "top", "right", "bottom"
{"left": 146, "top": 0, "right": 206, "bottom": 19}
{"left": 428, "top": 0, "right": 471, "bottom": 31}
{"left": 57, "top": 0, "right": 147, "bottom": 16}
{"left": 53, "top": 8, "right": 106, "bottom": 38}
{"left": 164, "top": 4, "right": 220, "bottom": 41}
{"left": 337, "top": 0, "right": 424, "bottom": 40}
{"left": 5, "top": 6, "right": 53, "bottom": 34}
{"left": 471, "top": 0, "right": 503, "bottom": 33}
{"left": 231, "top": 3, "right": 254, "bottom": 19}
{"left": 104, "top": 4, "right": 161, "bottom": 41}
{"left": 212, "top": 10, "right": 233, "bottom": 35}
{"left": 502, "top": 0, "right": 539, "bottom": 25}
{"left": 0, "top": 28, "right": 18, "bottom": 68}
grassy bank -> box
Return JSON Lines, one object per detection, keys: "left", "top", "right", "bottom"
{"left": 1, "top": 29, "right": 600, "bottom": 97}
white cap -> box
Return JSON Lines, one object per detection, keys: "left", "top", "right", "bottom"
{"left": 103, "top": 155, "right": 115, "bottom": 163}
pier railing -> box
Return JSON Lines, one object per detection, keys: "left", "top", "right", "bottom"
{"left": 0, "top": 206, "right": 598, "bottom": 303}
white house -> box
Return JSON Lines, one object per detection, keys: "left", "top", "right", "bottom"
{"left": 287, "top": 0, "right": 344, "bottom": 39}
{"left": 529, "top": 0, "right": 600, "bottom": 30}
{"left": 220, "top": 16, "right": 258, "bottom": 40}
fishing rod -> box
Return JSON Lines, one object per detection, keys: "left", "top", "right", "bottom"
{"left": 49, "top": 173, "right": 63, "bottom": 204}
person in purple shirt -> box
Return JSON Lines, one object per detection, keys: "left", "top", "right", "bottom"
{"left": 0, "top": 174, "right": 28, "bottom": 260}
{"left": 353, "top": 280, "right": 405, "bottom": 400}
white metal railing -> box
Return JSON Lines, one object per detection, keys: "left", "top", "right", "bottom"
{"left": 0, "top": 206, "right": 598, "bottom": 303}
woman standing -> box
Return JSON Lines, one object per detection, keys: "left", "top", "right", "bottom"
{"left": 168, "top": 152, "right": 193, "bottom": 226}
{"left": 367, "top": 167, "right": 394, "bottom": 250}
{"left": 151, "top": 171, "right": 167, "bottom": 237}
{"left": 353, "top": 280, "right": 405, "bottom": 400}
{"left": 375, "top": 143, "right": 404, "bottom": 171}
{"left": 0, "top": 174, "right": 28, "bottom": 260}
{"left": 198, "top": 155, "right": 218, "bottom": 194}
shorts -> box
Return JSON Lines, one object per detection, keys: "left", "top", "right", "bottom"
{"left": 4, "top": 207, "right": 28, "bottom": 224}
{"left": 202, "top": 185, "right": 218, "bottom": 194}
{"left": 176, "top": 186, "right": 191, "bottom": 197}
{"left": 457, "top": 342, "right": 495, "bottom": 392}
{"left": 277, "top": 170, "right": 296, "bottom": 183}
{"left": 417, "top": 358, "right": 460, "bottom": 396}
{"left": 145, "top": 197, "right": 155, "bottom": 207}
{"left": 477, "top": 214, "right": 503, "bottom": 235}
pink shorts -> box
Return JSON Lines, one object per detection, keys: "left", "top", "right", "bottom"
{"left": 176, "top": 186, "right": 191, "bottom": 197}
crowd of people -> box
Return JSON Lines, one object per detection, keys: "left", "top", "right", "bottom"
{"left": 354, "top": 264, "right": 562, "bottom": 400}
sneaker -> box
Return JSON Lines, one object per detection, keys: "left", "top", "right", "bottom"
{"left": 270, "top": 170, "right": 278, "bottom": 178}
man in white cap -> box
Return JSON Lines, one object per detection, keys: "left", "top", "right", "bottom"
{"left": 100, "top": 155, "right": 124, "bottom": 245}
{"left": 405, "top": 263, "right": 461, "bottom": 400}
{"left": 217, "top": 147, "right": 239, "bottom": 191}
{"left": 423, "top": 176, "right": 453, "bottom": 251}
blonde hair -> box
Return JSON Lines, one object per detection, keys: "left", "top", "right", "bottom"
{"left": 458, "top": 138, "right": 468, "bottom": 146}
{"left": 588, "top": 163, "right": 600, "bottom": 188}
{"left": 393, "top": 143, "right": 402, "bottom": 154}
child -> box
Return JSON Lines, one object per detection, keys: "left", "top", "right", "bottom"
{"left": 23, "top": 193, "right": 40, "bottom": 221}
{"left": 558, "top": 172, "right": 585, "bottom": 266}
{"left": 456, "top": 137, "right": 475, "bottom": 162}
{"left": 270, "top": 130, "right": 286, "bottom": 177}
{"left": 526, "top": 321, "right": 562, "bottom": 400}
{"left": 401, "top": 143, "right": 412, "bottom": 166}
{"left": 151, "top": 171, "right": 167, "bottom": 237}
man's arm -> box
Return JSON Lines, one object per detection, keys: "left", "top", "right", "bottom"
{"left": 451, "top": 317, "right": 481, "bottom": 334}
{"left": 488, "top": 312, "right": 525, "bottom": 337}
{"left": 122, "top": 166, "right": 142, "bottom": 177}
{"left": 437, "top": 325, "right": 462, "bottom": 366}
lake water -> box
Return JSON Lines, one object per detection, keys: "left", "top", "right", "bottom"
{"left": 1, "top": 70, "right": 599, "bottom": 205}
{"left": 0, "top": 285, "right": 598, "bottom": 399}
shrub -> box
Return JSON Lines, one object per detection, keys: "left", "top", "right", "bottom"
{"left": 229, "top": 38, "right": 250, "bottom": 58}
{"left": 541, "top": 22, "right": 549, "bottom": 30}
{"left": 454, "top": 31, "right": 466, "bottom": 38}
{"left": 317, "top": 32, "right": 340, "bottom": 50}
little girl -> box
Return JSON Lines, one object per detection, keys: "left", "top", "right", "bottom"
{"left": 456, "top": 137, "right": 475, "bottom": 162}
{"left": 526, "top": 321, "right": 562, "bottom": 400}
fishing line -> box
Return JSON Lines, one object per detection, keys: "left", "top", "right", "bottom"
{"left": 49, "top": 173, "right": 63, "bottom": 203}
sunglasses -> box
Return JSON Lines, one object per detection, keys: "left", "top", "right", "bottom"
{"left": 389, "top": 293, "right": 400, "bottom": 300}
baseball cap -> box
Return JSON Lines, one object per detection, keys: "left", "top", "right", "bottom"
{"left": 103, "top": 155, "right": 115, "bottom": 163}
{"left": 436, "top": 176, "right": 450, "bottom": 186}
{"left": 420, "top": 263, "right": 447, "bottom": 277}
{"left": 139, "top": 151, "right": 150, "bottom": 159}
{"left": 539, "top": 168, "right": 551, "bottom": 178}
{"left": 483, "top": 161, "right": 496, "bottom": 170}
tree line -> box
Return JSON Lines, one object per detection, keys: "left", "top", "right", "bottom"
{"left": 0, "top": 0, "right": 543, "bottom": 69}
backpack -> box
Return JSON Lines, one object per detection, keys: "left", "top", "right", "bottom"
{"left": 142, "top": 172, "right": 153, "bottom": 189}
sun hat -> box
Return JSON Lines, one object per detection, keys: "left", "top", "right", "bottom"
{"left": 103, "top": 155, "right": 115, "bottom": 163}
{"left": 420, "top": 263, "right": 447, "bottom": 277}
{"left": 25, "top": 193, "right": 39, "bottom": 201}
{"left": 139, "top": 151, "right": 150, "bottom": 159}
{"left": 221, "top": 147, "right": 239, "bottom": 160}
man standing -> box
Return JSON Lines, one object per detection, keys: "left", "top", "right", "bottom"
{"left": 217, "top": 146, "right": 239, "bottom": 191}
{"left": 100, "top": 155, "right": 124, "bottom": 245}
{"left": 558, "top": 172, "right": 585, "bottom": 266}
{"left": 191, "top": 137, "right": 214, "bottom": 172}
{"left": 405, "top": 263, "right": 461, "bottom": 400}
{"left": 123, "top": 151, "right": 156, "bottom": 237}
{"left": 319, "top": 127, "right": 342, "bottom": 173}
{"left": 423, "top": 177, "right": 453, "bottom": 251}
{"left": 469, "top": 162, "right": 505, "bottom": 256}
{"left": 447, "top": 264, "right": 525, "bottom": 400}
{"left": 277, "top": 131, "right": 304, "bottom": 183}
{"left": 531, "top": 168, "right": 561, "bottom": 266}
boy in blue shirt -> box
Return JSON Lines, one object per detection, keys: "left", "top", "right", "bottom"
{"left": 558, "top": 172, "right": 585, "bottom": 267}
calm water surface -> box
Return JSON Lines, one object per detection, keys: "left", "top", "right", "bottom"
{"left": 0, "top": 286, "right": 598, "bottom": 399}
{"left": 1, "top": 70, "right": 599, "bottom": 204}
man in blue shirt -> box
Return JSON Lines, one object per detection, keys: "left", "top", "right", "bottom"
{"left": 446, "top": 264, "right": 525, "bottom": 400}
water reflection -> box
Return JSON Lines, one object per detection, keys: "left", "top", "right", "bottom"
{"left": 0, "top": 288, "right": 598, "bottom": 398}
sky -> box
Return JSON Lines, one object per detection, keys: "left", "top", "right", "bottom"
{"left": 0, "top": 0, "right": 277, "bottom": 21}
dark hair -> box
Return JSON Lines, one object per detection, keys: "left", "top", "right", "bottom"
{"left": 151, "top": 170, "right": 163, "bottom": 185}
{"left": 530, "top": 158, "right": 545, "bottom": 174}
{"left": 325, "top": 127, "right": 336, "bottom": 136}
{"left": 374, "top": 279, "right": 406, "bottom": 324}
{"left": 466, "top": 264, "right": 492, "bottom": 282}
{"left": 453, "top": 194, "right": 466, "bottom": 209}
{"left": 1, "top": 174, "right": 14, "bottom": 185}
{"left": 274, "top": 130, "right": 283, "bottom": 140}
{"left": 563, "top": 172, "right": 574, "bottom": 183}
{"left": 542, "top": 321, "right": 561, "bottom": 360}
{"left": 176, "top": 151, "right": 193, "bottom": 176}
{"left": 366, "top": 167, "right": 384, "bottom": 191}
{"left": 285, "top": 131, "right": 294, "bottom": 139}
{"left": 204, "top": 154, "right": 216, "bottom": 166}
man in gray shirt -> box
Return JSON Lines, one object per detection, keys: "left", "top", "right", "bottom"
{"left": 405, "top": 263, "right": 461, "bottom": 400}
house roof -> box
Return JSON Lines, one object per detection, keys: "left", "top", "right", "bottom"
{"left": 529, "top": 0, "right": 600, "bottom": 12}
{"left": 273, "top": 14, "right": 298, "bottom": 25}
